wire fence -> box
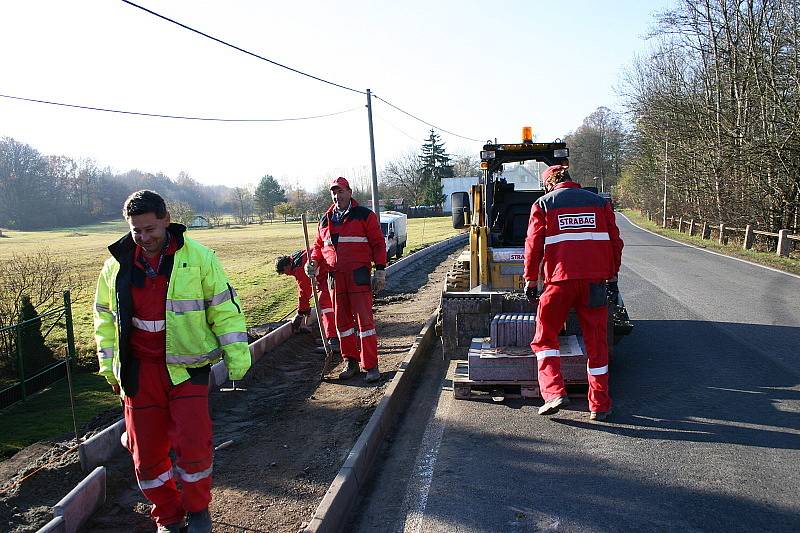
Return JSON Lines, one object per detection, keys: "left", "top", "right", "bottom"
{"left": 0, "top": 291, "right": 76, "bottom": 410}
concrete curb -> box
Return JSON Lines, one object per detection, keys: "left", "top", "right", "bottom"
{"left": 386, "top": 232, "right": 467, "bottom": 277}
{"left": 51, "top": 466, "right": 106, "bottom": 533}
{"left": 302, "top": 312, "right": 440, "bottom": 533}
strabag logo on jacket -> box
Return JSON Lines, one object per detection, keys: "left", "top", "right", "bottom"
{"left": 558, "top": 213, "right": 596, "bottom": 230}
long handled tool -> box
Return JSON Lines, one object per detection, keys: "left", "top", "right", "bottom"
{"left": 301, "top": 213, "right": 335, "bottom": 379}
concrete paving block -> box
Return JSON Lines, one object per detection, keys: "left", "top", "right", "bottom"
{"left": 36, "top": 516, "right": 65, "bottom": 532}
{"left": 78, "top": 419, "right": 125, "bottom": 472}
{"left": 250, "top": 321, "right": 293, "bottom": 362}
{"left": 306, "top": 467, "right": 358, "bottom": 533}
{"left": 53, "top": 466, "right": 106, "bottom": 533}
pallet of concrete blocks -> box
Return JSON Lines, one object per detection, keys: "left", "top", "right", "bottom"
{"left": 489, "top": 313, "right": 536, "bottom": 348}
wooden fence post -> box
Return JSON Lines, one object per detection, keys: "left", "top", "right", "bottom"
{"left": 719, "top": 223, "right": 727, "bottom": 244}
{"left": 743, "top": 225, "right": 754, "bottom": 250}
{"left": 701, "top": 222, "right": 709, "bottom": 239}
{"left": 678, "top": 217, "right": 683, "bottom": 233}
{"left": 689, "top": 219, "right": 696, "bottom": 236}
{"left": 777, "top": 229, "right": 791, "bottom": 257}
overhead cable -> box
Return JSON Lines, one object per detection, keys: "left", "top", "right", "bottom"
{"left": 372, "top": 94, "right": 482, "bottom": 142}
{"left": 0, "top": 93, "right": 360, "bottom": 122}
{"left": 374, "top": 111, "right": 421, "bottom": 143}
{"left": 121, "top": 0, "right": 366, "bottom": 95}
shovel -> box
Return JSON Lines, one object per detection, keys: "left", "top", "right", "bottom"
{"left": 301, "top": 213, "right": 335, "bottom": 379}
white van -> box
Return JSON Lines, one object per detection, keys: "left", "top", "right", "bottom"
{"left": 380, "top": 211, "right": 408, "bottom": 259}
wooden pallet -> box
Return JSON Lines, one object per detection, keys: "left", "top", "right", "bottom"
{"left": 451, "top": 361, "right": 588, "bottom": 401}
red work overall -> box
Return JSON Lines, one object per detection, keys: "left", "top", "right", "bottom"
{"left": 330, "top": 266, "right": 377, "bottom": 370}
{"left": 290, "top": 251, "right": 336, "bottom": 339}
{"left": 125, "top": 244, "right": 213, "bottom": 527}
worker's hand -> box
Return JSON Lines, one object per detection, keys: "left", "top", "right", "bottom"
{"left": 524, "top": 280, "right": 538, "bottom": 305}
{"left": 291, "top": 309, "right": 310, "bottom": 333}
{"left": 607, "top": 277, "right": 619, "bottom": 293}
{"left": 111, "top": 383, "right": 121, "bottom": 395}
{"left": 304, "top": 259, "right": 319, "bottom": 278}
{"left": 371, "top": 269, "right": 386, "bottom": 293}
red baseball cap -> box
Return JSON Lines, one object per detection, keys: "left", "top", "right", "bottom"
{"left": 330, "top": 177, "right": 351, "bottom": 191}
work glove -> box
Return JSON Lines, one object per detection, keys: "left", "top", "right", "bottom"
{"left": 291, "top": 309, "right": 310, "bottom": 333}
{"left": 304, "top": 259, "right": 319, "bottom": 278}
{"left": 371, "top": 269, "right": 386, "bottom": 293}
{"left": 524, "top": 280, "right": 538, "bottom": 305}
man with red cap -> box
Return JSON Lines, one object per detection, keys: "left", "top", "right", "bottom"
{"left": 523, "top": 164, "right": 623, "bottom": 421}
{"left": 306, "top": 177, "right": 387, "bottom": 382}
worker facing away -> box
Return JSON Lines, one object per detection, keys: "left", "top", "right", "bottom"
{"left": 523, "top": 165, "right": 623, "bottom": 421}
{"left": 305, "top": 177, "right": 388, "bottom": 383}
{"left": 275, "top": 250, "right": 339, "bottom": 353}
{"left": 94, "top": 190, "right": 251, "bottom": 533}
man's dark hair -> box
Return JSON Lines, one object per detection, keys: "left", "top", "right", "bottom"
{"left": 123, "top": 190, "right": 168, "bottom": 219}
{"left": 275, "top": 255, "right": 292, "bottom": 274}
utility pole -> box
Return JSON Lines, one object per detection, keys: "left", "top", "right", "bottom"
{"left": 662, "top": 135, "right": 668, "bottom": 228}
{"left": 366, "top": 89, "right": 380, "bottom": 218}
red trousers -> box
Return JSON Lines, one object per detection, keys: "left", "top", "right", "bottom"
{"left": 317, "top": 282, "right": 337, "bottom": 339}
{"left": 531, "top": 279, "right": 611, "bottom": 413}
{"left": 124, "top": 359, "right": 213, "bottom": 527}
{"left": 330, "top": 266, "right": 378, "bottom": 370}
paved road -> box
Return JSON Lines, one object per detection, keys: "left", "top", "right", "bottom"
{"left": 349, "top": 214, "right": 800, "bottom": 533}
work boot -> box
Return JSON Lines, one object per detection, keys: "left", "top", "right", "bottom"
{"left": 537, "top": 395, "right": 570, "bottom": 416}
{"left": 187, "top": 509, "right": 212, "bottom": 533}
{"left": 364, "top": 367, "right": 381, "bottom": 383}
{"left": 589, "top": 408, "right": 612, "bottom": 422}
{"left": 338, "top": 358, "right": 360, "bottom": 380}
{"left": 156, "top": 521, "right": 186, "bottom": 533}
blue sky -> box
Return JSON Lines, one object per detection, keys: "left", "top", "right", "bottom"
{"left": 0, "top": 0, "right": 672, "bottom": 189}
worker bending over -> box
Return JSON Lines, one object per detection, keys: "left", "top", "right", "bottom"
{"left": 523, "top": 165, "right": 623, "bottom": 421}
{"left": 275, "top": 250, "right": 339, "bottom": 353}
{"left": 306, "top": 177, "right": 387, "bottom": 382}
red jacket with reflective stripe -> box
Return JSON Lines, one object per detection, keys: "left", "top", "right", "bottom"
{"left": 311, "top": 199, "right": 387, "bottom": 272}
{"left": 523, "top": 182, "right": 623, "bottom": 283}
{"left": 287, "top": 250, "right": 327, "bottom": 313}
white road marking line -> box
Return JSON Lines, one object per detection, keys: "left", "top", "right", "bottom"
{"left": 619, "top": 213, "right": 800, "bottom": 280}
{"left": 397, "top": 381, "right": 453, "bottom": 533}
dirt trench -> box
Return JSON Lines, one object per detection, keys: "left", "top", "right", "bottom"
{"left": 0, "top": 246, "right": 461, "bottom": 533}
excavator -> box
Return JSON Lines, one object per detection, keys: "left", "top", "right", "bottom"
{"left": 439, "top": 128, "right": 633, "bottom": 400}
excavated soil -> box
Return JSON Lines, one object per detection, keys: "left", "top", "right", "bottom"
{"left": 0, "top": 246, "right": 461, "bottom": 532}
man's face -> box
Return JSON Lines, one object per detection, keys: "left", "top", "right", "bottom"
{"left": 128, "top": 212, "right": 170, "bottom": 255}
{"left": 331, "top": 186, "right": 352, "bottom": 210}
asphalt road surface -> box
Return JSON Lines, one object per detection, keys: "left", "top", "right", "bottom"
{"left": 348, "top": 213, "right": 800, "bottom": 533}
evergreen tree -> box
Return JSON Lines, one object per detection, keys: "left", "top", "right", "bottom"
{"left": 253, "top": 174, "right": 286, "bottom": 219}
{"left": 418, "top": 130, "right": 453, "bottom": 206}
{"left": 18, "top": 295, "right": 53, "bottom": 374}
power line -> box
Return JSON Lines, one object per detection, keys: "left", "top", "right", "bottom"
{"left": 374, "top": 111, "right": 421, "bottom": 143}
{"left": 121, "top": 0, "right": 365, "bottom": 95}
{"left": 0, "top": 93, "right": 360, "bottom": 123}
{"left": 372, "top": 94, "right": 483, "bottom": 142}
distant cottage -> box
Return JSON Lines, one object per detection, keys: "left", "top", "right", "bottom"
{"left": 189, "top": 215, "right": 211, "bottom": 228}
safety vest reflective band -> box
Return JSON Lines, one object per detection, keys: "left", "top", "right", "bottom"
{"left": 358, "top": 329, "right": 376, "bottom": 338}
{"left": 95, "top": 303, "right": 113, "bottom": 315}
{"left": 320, "top": 307, "right": 334, "bottom": 314}
{"left": 166, "top": 288, "right": 237, "bottom": 314}
{"left": 324, "top": 236, "right": 370, "bottom": 246}
{"left": 175, "top": 464, "right": 213, "bottom": 483}
{"left": 535, "top": 349, "right": 561, "bottom": 359}
{"left": 588, "top": 364, "right": 609, "bottom": 376}
{"left": 217, "top": 331, "right": 248, "bottom": 346}
{"left": 338, "top": 327, "right": 355, "bottom": 337}
{"left": 544, "top": 232, "right": 610, "bottom": 246}
{"left": 165, "top": 348, "right": 222, "bottom": 365}
{"left": 138, "top": 468, "right": 173, "bottom": 490}
{"left": 132, "top": 317, "right": 166, "bottom": 332}
{"left": 98, "top": 347, "right": 114, "bottom": 360}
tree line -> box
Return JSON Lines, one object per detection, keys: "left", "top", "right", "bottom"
{"left": 618, "top": 0, "right": 800, "bottom": 231}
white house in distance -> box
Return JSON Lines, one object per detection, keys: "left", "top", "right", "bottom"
{"left": 442, "top": 163, "right": 543, "bottom": 213}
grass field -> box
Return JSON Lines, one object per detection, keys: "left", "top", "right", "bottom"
{"left": 0, "top": 372, "right": 121, "bottom": 458}
{"left": 0, "top": 215, "right": 460, "bottom": 360}
{"left": 621, "top": 209, "right": 800, "bottom": 275}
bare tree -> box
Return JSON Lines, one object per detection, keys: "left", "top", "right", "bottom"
{"left": 230, "top": 187, "right": 253, "bottom": 225}
{"left": 381, "top": 150, "right": 425, "bottom": 206}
